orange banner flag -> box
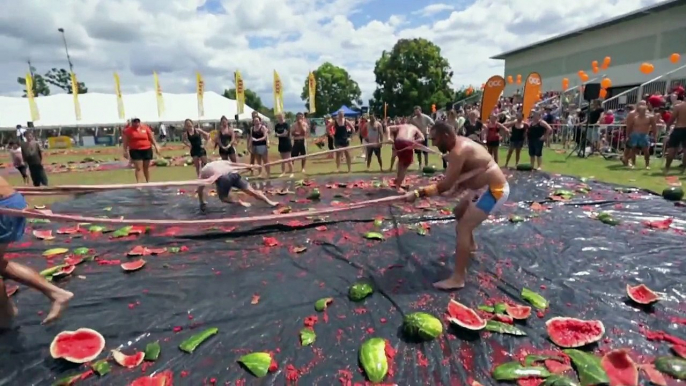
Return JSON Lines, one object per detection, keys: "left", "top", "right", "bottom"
{"left": 522, "top": 72, "right": 542, "bottom": 120}
{"left": 480, "top": 75, "right": 505, "bottom": 120}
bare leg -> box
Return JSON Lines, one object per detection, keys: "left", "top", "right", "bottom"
{"left": 335, "top": 150, "right": 341, "bottom": 172}
{"left": 395, "top": 163, "right": 409, "bottom": 191}
{"left": 536, "top": 156, "right": 543, "bottom": 170}
{"left": 263, "top": 154, "right": 270, "bottom": 177}
{"left": 0, "top": 247, "right": 73, "bottom": 324}
{"left": 365, "top": 149, "right": 372, "bottom": 170}
{"left": 642, "top": 146, "right": 650, "bottom": 169}
{"left": 515, "top": 148, "right": 521, "bottom": 166}
{"left": 193, "top": 157, "right": 201, "bottom": 177}
{"left": 0, "top": 278, "right": 17, "bottom": 329}
{"left": 200, "top": 155, "right": 208, "bottom": 168}
{"left": 142, "top": 160, "right": 151, "bottom": 182}
{"left": 504, "top": 148, "right": 514, "bottom": 168}
{"left": 375, "top": 149, "right": 383, "bottom": 171}
{"left": 133, "top": 160, "right": 143, "bottom": 183}
{"left": 242, "top": 186, "right": 278, "bottom": 206}
{"left": 249, "top": 152, "right": 256, "bottom": 176}
{"left": 389, "top": 151, "right": 396, "bottom": 172}
{"left": 344, "top": 150, "right": 351, "bottom": 173}
{"left": 664, "top": 148, "right": 676, "bottom": 173}
{"left": 300, "top": 155, "right": 306, "bottom": 175}
{"left": 229, "top": 152, "right": 237, "bottom": 163}
{"left": 279, "top": 153, "right": 287, "bottom": 177}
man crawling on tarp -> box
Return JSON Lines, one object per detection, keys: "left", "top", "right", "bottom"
{"left": 197, "top": 161, "right": 278, "bottom": 212}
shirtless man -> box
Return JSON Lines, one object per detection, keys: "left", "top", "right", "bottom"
{"left": 0, "top": 177, "right": 73, "bottom": 328}
{"left": 624, "top": 101, "right": 655, "bottom": 169}
{"left": 290, "top": 113, "right": 308, "bottom": 174}
{"left": 197, "top": 160, "right": 278, "bottom": 211}
{"left": 388, "top": 123, "right": 425, "bottom": 191}
{"left": 665, "top": 95, "right": 686, "bottom": 173}
{"left": 404, "top": 121, "right": 509, "bottom": 290}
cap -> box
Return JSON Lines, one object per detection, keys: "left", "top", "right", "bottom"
{"left": 130, "top": 116, "right": 141, "bottom": 122}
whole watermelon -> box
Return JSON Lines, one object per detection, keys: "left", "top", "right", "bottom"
{"left": 403, "top": 312, "right": 443, "bottom": 340}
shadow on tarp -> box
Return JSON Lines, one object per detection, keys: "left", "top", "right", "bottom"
{"left": 1, "top": 172, "right": 685, "bottom": 385}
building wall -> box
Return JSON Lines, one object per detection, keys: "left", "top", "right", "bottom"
{"left": 500, "top": 4, "right": 686, "bottom": 95}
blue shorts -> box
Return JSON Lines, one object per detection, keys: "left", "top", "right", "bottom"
{"left": 0, "top": 193, "right": 27, "bottom": 244}
{"left": 474, "top": 182, "right": 510, "bottom": 215}
{"left": 628, "top": 132, "right": 650, "bottom": 148}
{"left": 215, "top": 172, "right": 248, "bottom": 199}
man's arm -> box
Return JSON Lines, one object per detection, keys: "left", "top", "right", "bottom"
{"left": 666, "top": 107, "right": 678, "bottom": 128}
{"left": 412, "top": 151, "right": 466, "bottom": 199}
{"left": 626, "top": 113, "right": 635, "bottom": 136}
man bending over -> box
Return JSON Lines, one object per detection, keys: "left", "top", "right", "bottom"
{"left": 388, "top": 123, "right": 425, "bottom": 191}
{"left": 197, "top": 161, "right": 278, "bottom": 212}
{"left": 404, "top": 122, "right": 509, "bottom": 290}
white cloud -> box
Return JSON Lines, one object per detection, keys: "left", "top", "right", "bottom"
{"left": 413, "top": 3, "right": 455, "bottom": 17}
{"left": 0, "top": 0, "right": 666, "bottom": 113}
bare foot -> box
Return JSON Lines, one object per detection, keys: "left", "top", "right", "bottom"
{"left": 433, "top": 276, "right": 465, "bottom": 290}
{"left": 239, "top": 201, "right": 252, "bottom": 208}
{"left": 267, "top": 200, "right": 279, "bottom": 207}
{"left": 42, "top": 291, "right": 74, "bottom": 325}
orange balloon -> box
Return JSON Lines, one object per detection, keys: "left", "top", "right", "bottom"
{"left": 592, "top": 66, "right": 599, "bottom": 74}
{"left": 599, "top": 88, "right": 607, "bottom": 98}
{"left": 640, "top": 62, "right": 654, "bottom": 74}
{"left": 516, "top": 79, "right": 522, "bottom": 85}
{"left": 600, "top": 78, "right": 612, "bottom": 89}
{"left": 603, "top": 56, "right": 611, "bottom": 66}
{"left": 507, "top": 76, "right": 513, "bottom": 84}
{"left": 591, "top": 60, "right": 598, "bottom": 67}
{"left": 562, "top": 78, "right": 569, "bottom": 89}
{"left": 577, "top": 70, "right": 584, "bottom": 77}
{"left": 516, "top": 74, "right": 522, "bottom": 80}
{"left": 671, "top": 53, "right": 681, "bottom": 64}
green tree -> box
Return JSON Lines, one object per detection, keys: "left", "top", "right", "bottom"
{"left": 300, "top": 62, "right": 361, "bottom": 116}
{"left": 369, "top": 38, "right": 453, "bottom": 117}
{"left": 223, "top": 88, "right": 274, "bottom": 119}
{"left": 17, "top": 67, "right": 51, "bottom": 97}
{"left": 453, "top": 86, "right": 482, "bottom": 106}
{"left": 44, "top": 68, "right": 88, "bottom": 93}
{"left": 283, "top": 111, "right": 295, "bottom": 120}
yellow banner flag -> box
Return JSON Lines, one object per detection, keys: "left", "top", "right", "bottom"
{"left": 235, "top": 71, "right": 245, "bottom": 114}
{"left": 25, "top": 73, "right": 40, "bottom": 121}
{"left": 273, "top": 70, "right": 283, "bottom": 114}
{"left": 113, "top": 72, "right": 125, "bottom": 119}
{"left": 196, "top": 72, "right": 205, "bottom": 118}
{"left": 308, "top": 72, "right": 316, "bottom": 114}
{"left": 71, "top": 72, "right": 81, "bottom": 120}
{"left": 153, "top": 71, "right": 165, "bottom": 118}
{"left": 522, "top": 72, "right": 542, "bottom": 120}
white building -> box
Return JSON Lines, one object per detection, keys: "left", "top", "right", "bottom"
{"left": 491, "top": 0, "right": 686, "bottom": 108}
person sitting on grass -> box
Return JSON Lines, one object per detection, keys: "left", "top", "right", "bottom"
{"left": 0, "top": 176, "right": 73, "bottom": 328}
{"left": 197, "top": 160, "right": 278, "bottom": 212}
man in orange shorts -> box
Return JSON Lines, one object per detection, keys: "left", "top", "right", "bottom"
{"left": 387, "top": 124, "right": 425, "bottom": 191}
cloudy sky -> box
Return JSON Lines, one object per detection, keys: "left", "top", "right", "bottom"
{"left": 0, "top": 0, "right": 664, "bottom": 111}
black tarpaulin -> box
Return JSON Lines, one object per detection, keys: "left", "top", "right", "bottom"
{"left": 1, "top": 171, "right": 685, "bottom": 385}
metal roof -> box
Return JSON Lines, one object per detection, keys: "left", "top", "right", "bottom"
{"left": 490, "top": 0, "right": 683, "bottom": 60}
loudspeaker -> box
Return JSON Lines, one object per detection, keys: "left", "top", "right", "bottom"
{"left": 583, "top": 83, "right": 601, "bottom": 101}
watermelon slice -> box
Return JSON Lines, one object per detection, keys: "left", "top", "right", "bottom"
{"left": 505, "top": 304, "right": 532, "bottom": 320}
{"left": 146, "top": 248, "right": 167, "bottom": 255}
{"left": 128, "top": 225, "right": 148, "bottom": 235}
{"left": 33, "top": 230, "right": 55, "bottom": 240}
{"left": 64, "top": 256, "right": 84, "bottom": 266}
{"left": 111, "top": 350, "right": 145, "bottom": 368}
{"left": 43, "top": 248, "right": 70, "bottom": 258}
{"left": 5, "top": 285, "right": 18, "bottom": 297}
{"left": 121, "top": 259, "right": 146, "bottom": 272}
{"left": 50, "top": 328, "right": 106, "bottom": 364}
{"left": 127, "top": 246, "right": 149, "bottom": 256}
{"left": 130, "top": 370, "right": 173, "bottom": 386}
{"left": 52, "top": 265, "right": 76, "bottom": 279}
{"left": 446, "top": 299, "right": 487, "bottom": 330}
{"left": 57, "top": 225, "right": 80, "bottom": 235}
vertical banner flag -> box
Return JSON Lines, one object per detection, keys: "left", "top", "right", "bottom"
{"left": 480, "top": 75, "right": 505, "bottom": 121}
{"left": 273, "top": 70, "right": 283, "bottom": 114}
{"left": 235, "top": 71, "right": 245, "bottom": 114}
{"left": 153, "top": 71, "right": 165, "bottom": 118}
{"left": 308, "top": 72, "right": 316, "bottom": 113}
{"left": 113, "top": 72, "right": 125, "bottom": 119}
{"left": 522, "top": 72, "right": 542, "bottom": 120}
{"left": 71, "top": 72, "right": 82, "bottom": 120}
{"left": 196, "top": 72, "right": 205, "bottom": 118}
{"left": 25, "top": 73, "right": 40, "bottom": 121}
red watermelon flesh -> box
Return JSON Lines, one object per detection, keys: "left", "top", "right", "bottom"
{"left": 545, "top": 317, "right": 605, "bottom": 348}
{"left": 5, "top": 285, "right": 18, "bottom": 297}
{"left": 112, "top": 350, "right": 145, "bottom": 368}
{"left": 446, "top": 299, "right": 487, "bottom": 330}
{"left": 626, "top": 284, "right": 659, "bottom": 304}
{"left": 505, "top": 304, "right": 532, "bottom": 320}
{"left": 127, "top": 246, "right": 149, "bottom": 256}
{"left": 64, "top": 257, "right": 84, "bottom": 266}
{"left": 493, "top": 314, "right": 514, "bottom": 324}
{"left": 146, "top": 248, "right": 167, "bottom": 255}
{"left": 639, "top": 364, "right": 667, "bottom": 386}
{"left": 33, "top": 230, "right": 54, "bottom": 240}
{"left": 672, "top": 345, "right": 686, "bottom": 358}
{"left": 544, "top": 359, "right": 572, "bottom": 374}
{"left": 52, "top": 265, "right": 76, "bottom": 278}
{"left": 130, "top": 370, "right": 173, "bottom": 386}
{"left": 121, "top": 259, "right": 146, "bottom": 272}
{"left": 49, "top": 328, "right": 106, "bottom": 364}
{"left": 129, "top": 225, "right": 148, "bottom": 235}
{"left": 57, "top": 225, "right": 79, "bottom": 235}
{"left": 600, "top": 349, "right": 638, "bottom": 386}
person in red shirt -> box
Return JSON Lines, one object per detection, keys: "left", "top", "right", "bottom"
{"left": 672, "top": 83, "right": 685, "bottom": 99}
{"left": 122, "top": 117, "right": 161, "bottom": 183}
{"left": 647, "top": 93, "right": 664, "bottom": 110}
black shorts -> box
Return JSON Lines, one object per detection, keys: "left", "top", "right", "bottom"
{"left": 487, "top": 140, "right": 500, "bottom": 148}
{"left": 277, "top": 139, "right": 293, "bottom": 154}
{"left": 414, "top": 138, "right": 428, "bottom": 154}
{"left": 366, "top": 146, "right": 381, "bottom": 157}
{"left": 528, "top": 138, "right": 544, "bottom": 158}
{"left": 219, "top": 146, "right": 235, "bottom": 160}
{"left": 129, "top": 148, "right": 153, "bottom": 161}
{"left": 28, "top": 164, "right": 48, "bottom": 187}
{"left": 190, "top": 147, "right": 207, "bottom": 158}
{"left": 292, "top": 139, "right": 307, "bottom": 157}
{"left": 334, "top": 138, "right": 349, "bottom": 148}
{"left": 16, "top": 165, "right": 28, "bottom": 179}
{"left": 327, "top": 136, "right": 334, "bottom": 150}
{"left": 216, "top": 172, "right": 248, "bottom": 199}
{"left": 667, "top": 128, "right": 686, "bottom": 149}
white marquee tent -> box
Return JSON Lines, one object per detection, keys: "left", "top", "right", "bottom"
{"left": 0, "top": 91, "right": 268, "bottom": 130}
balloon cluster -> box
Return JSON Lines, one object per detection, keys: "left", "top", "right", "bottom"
{"left": 506, "top": 74, "right": 523, "bottom": 85}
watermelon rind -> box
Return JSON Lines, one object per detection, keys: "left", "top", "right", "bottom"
{"left": 600, "top": 349, "right": 639, "bottom": 386}
{"left": 546, "top": 317, "right": 605, "bottom": 348}
{"left": 446, "top": 300, "right": 487, "bottom": 330}
{"left": 111, "top": 350, "right": 145, "bottom": 368}
{"left": 49, "top": 328, "right": 106, "bottom": 364}
{"left": 505, "top": 304, "right": 532, "bottom": 320}
{"left": 626, "top": 284, "right": 659, "bottom": 305}
{"left": 121, "top": 259, "right": 146, "bottom": 272}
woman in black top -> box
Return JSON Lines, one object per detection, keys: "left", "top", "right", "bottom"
{"left": 503, "top": 112, "right": 528, "bottom": 168}
{"left": 463, "top": 111, "right": 483, "bottom": 142}
{"left": 273, "top": 113, "right": 294, "bottom": 177}
{"left": 215, "top": 116, "right": 237, "bottom": 162}
{"left": 248, "top": 116, "right": 270, "bottom": 179}
{"left": 182, "top": 119, "right": 210, "bottom": 176}
{"left": 527, "top": 111, "right": 552, "bottom": 170}
{"left": 333, "top": 110, "right": 354, "bottom": 173}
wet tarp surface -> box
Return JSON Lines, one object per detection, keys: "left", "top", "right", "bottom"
{"left": 1, "top": 171, "right": 685, "bottom": 385}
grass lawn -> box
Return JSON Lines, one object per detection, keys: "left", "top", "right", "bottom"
{"left": 5, "top": 142, "right": 684, "bottom": 206}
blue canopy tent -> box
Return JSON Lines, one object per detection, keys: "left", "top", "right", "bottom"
{"left": 330, "top": 105, "right": 360, "bottom": 117}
